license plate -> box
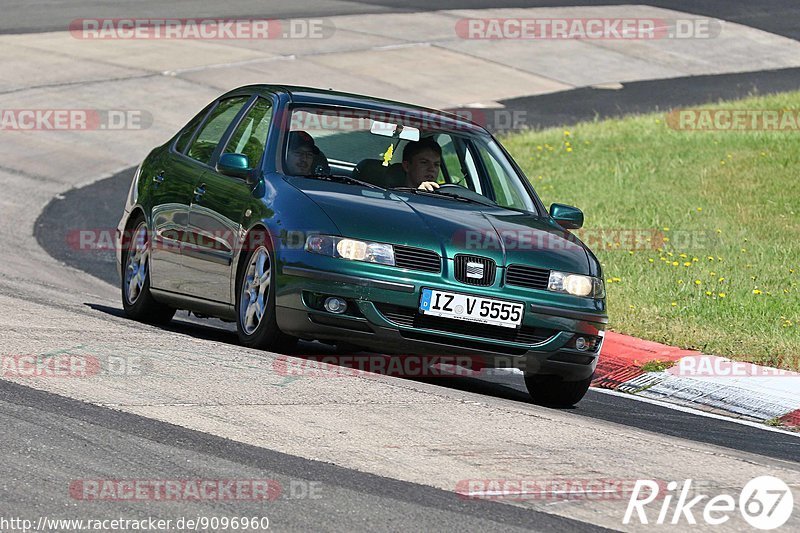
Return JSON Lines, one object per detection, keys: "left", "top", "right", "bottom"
{"left": 419, "top": 288, "right": 524, "bottom": 328}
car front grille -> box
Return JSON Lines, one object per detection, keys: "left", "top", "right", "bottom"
{"left": 454, "top": 254, "right": 496, "bottom": 286}
{"left": 505, "top": 264, "right": 551, "bottom": 290}
{"left": 394, "top": 245, "right": 441, "bottom": 273}
{"left": 375, "top": 303, "right": 557, "bottom": 346}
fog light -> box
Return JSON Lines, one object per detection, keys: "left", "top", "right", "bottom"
{"left": 574, "top": 337, "right": 588, "bottom": 352}
{"left": 324, "top": 297, "right": 348, "bottom": 314}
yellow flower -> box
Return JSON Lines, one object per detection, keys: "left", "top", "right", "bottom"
{"left": 671, "top": 302, "right": 678, "bottom": 307}
{"left": 707, "top": 256, "right": 714, "bottom": 260}
{"left": 612, "top": 277, "right": 621, "bottom": 282}
{"left": 705, "top": 291, "right": 712, "bottom": 296}
{"left": 741, "top": 248, "right": 747, "bottom": 253}
{"left": 648, "top": 258, "right": 654, "bottom": 263}
{"left": 716, "top": 229, "right": 722, "bottom": 234}
{"left": 683, "top": 262, "right": 691, "bottom": 267}
{"left": 663, "top": 227, "right": 670, "bottom": 231}
{"left": 697, "top": 207, "right": 703, "bottom": 212}
{"left": 718, "top": 277, "right": 725, "bottom": 282}
{"left": 667, "top": 252, "right": 674, "bottom": 257}
{"left": 679, "top": 253, "right": 688, "bottom": 258}
{"left": 663, "top": 237, "right": 670, "bottom": 242}
{"left": 566, "top": 147, "right": 573, "bottom": 152}
{"left": 692, "top": 257, "right": 699, "bottom": 262}
{"left": 672, "top": 261, "right": 679, "bottom": 266}
{"left": 718, "top": 292, "right": 726, "bottom": 298}
{"left": 537, "top": 145, "right": 543, "bottom": 151}
{"left": 709, "top": 271, "right": 716, "bottom": 276}
{"left": 695, "top": 280, "right": 702, "bottom": 285}
{"left": 677, "top": 279, "right": 684, "bottom": 284}
{"left": 752, "top": 289, "right": 762, "bottom": 295}
{"left": 563, "top": 130, "right": 570, "bottom": 136}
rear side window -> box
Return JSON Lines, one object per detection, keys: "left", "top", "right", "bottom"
{"left": 187, "top": 96, "right": 249, "bottom": 165}
{"left": 223, "top": 97, "right": 273, "bottom": 170}
{"left": 174, "top": 105, "right": 212, "bottom": 154}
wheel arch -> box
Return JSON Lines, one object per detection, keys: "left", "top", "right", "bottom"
{"left": 232, "top": 222, "right": 275, "bottom": 301}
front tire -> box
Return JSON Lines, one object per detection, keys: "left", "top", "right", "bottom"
{"left": 524, "top": 373, "right": 592, "bottom": 407}
{"left": 121, "top": 216, "right": 175, "bottom": 325}
{"left": 235, "top": 242, "right": 297, "bottom": 352}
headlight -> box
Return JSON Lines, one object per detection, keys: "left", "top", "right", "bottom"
{"left": 305, "top": 235, "right": 395, "bottom": 266}
{"left": 548, "top": 271, "right": 605, "bottom": 298}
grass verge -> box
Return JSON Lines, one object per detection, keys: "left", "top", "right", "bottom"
{"left": 502, "top": 91, "right": 800, "bottom": 369}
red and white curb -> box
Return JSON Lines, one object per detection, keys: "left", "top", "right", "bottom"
{"left": 594, "top": 332, "right": 800, "bottom": 429}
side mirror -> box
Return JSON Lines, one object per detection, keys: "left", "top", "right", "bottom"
{"left": 216, "top": 153, "right": 253, "bottom": 181}
{"left": 549, "top": 203, "right": 584, "bottom": 229}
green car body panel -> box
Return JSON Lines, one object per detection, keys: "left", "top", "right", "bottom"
{"left": 117, "top": 85, "right": 607, "bottom": 390}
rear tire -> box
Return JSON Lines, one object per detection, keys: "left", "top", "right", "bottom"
{"left": 524, "top": 373, "right": 592, "bottom": 407}
{"left": 235, "top": 240, "right": 297, "bottom": 352}
{"left": 121, "top": 215, "right": 175, "bottom": 325}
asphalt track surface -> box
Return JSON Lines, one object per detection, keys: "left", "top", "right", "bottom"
{"left": 8, "top": 1, "right": 800, "bottom": 531}
{"left": 1, "top": 379, "right": 610, "bottom": 533}
{"left": 4, "top": 0, "right": 800, "bottom": 41}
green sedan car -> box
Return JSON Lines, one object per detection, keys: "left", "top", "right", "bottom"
{"left": 116, "top": 85, "right": 607, "bottom": 406}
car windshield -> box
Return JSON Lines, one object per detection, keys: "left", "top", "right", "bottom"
{"left": 283, "top": 106, "right": 539, "bottom": 213}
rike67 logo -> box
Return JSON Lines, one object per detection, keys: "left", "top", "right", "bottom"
{"left": 624, "top": 476, "right": 794, "bottom": 529}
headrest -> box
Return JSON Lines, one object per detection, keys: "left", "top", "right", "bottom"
{"left": 352, "top": 159, "right": 409, "bottom": 188}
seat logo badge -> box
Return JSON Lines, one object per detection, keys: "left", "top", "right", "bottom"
{"left": 466, "top": 262, "right": 484, "bottom": 279}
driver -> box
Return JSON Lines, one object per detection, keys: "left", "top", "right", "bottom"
{"left": 285, "top": 130, "right": 320, "bottom": 175}
{"left": 402, "top": 138, "right": 442, "bottom": 192}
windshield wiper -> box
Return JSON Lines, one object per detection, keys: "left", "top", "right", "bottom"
{"left": 392, "top": 187, "right": 497, "bottom": 207}
{"left": 391, "top": 187, "right": 466, "bottom": 201}
{"left": 303, "top": 173, "right": 385, "bottom": 190}
{"left": 435, "top": 190, "right": 497, "bottom": 207}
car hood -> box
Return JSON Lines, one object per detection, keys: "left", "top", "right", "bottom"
{"left": 289, "top": 178, "right": 595, "bottom": 275}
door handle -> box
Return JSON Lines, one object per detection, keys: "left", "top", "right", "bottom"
{"left": 194, "top": 183, "right": 207, "bottom": 201}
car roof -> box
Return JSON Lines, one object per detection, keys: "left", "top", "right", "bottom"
{"left": 228, "top": 84, "right": 485, "bottom": 133}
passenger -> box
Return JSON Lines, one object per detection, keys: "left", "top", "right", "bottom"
{"left": 402, "top": 138, "right": 442, "bottom": 192}
{"left": 285, "top": 130, "right": 320, "bottom": 175}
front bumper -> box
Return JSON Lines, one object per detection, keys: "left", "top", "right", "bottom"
{"left": 276, "top": 264, "right": 607, "bottom": 381}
